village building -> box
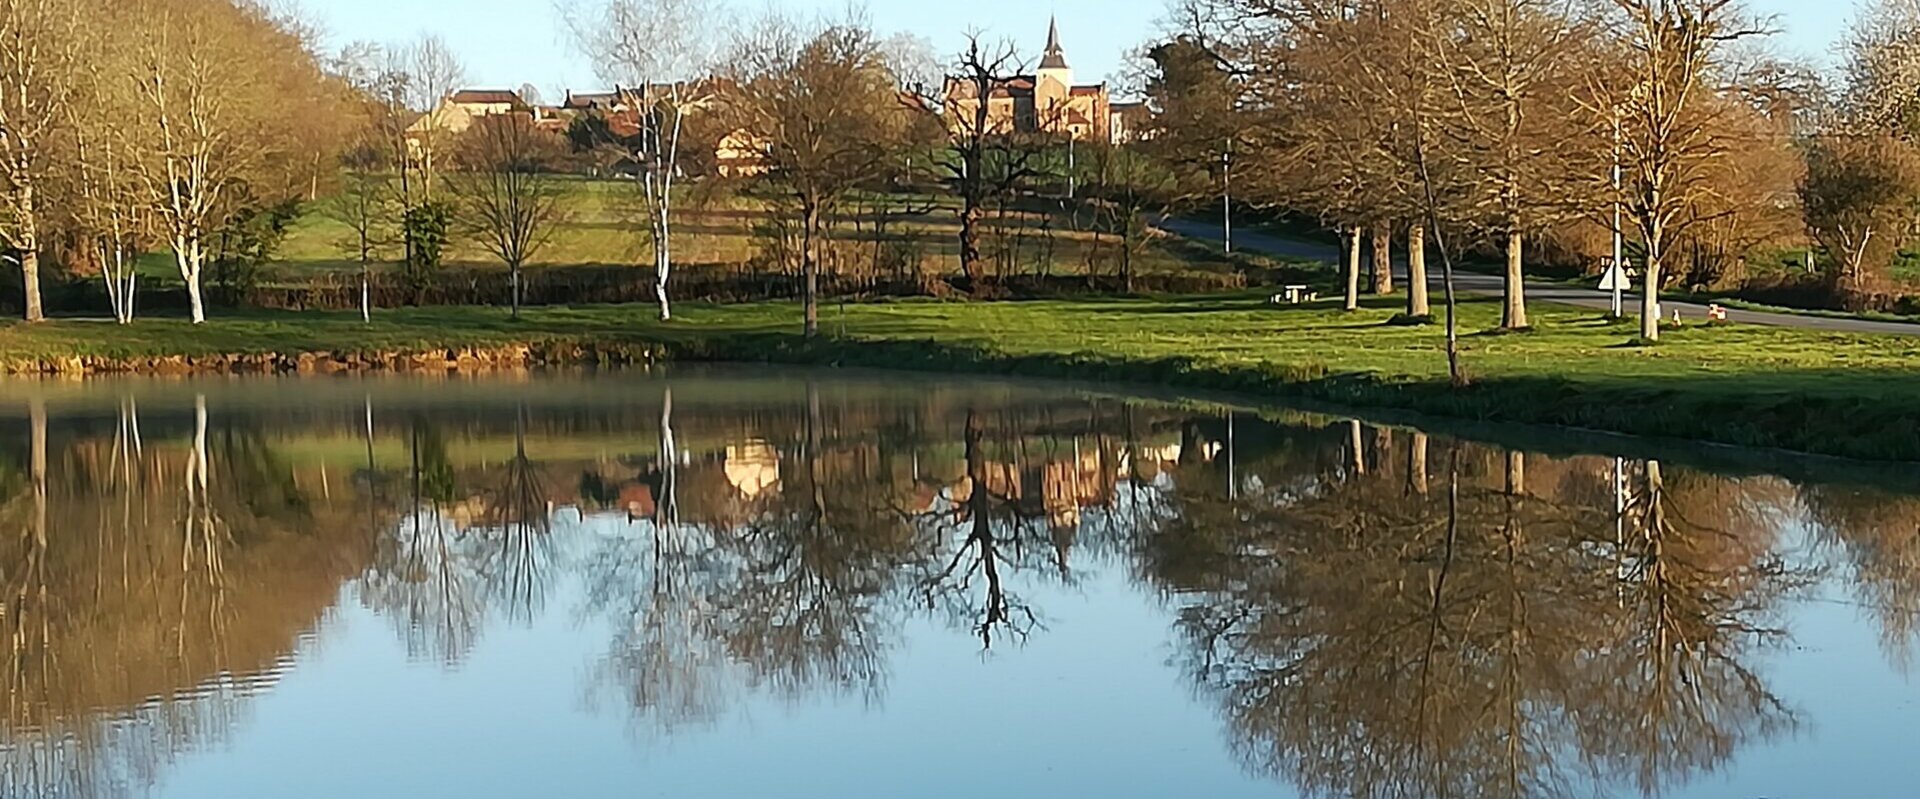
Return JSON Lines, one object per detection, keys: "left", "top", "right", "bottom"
{"left": 943, "top": 19, "right": 1115, "bottom": 143}
{"left": 1108, "top": 101, "right": 1153, "bottom": 144}
{"left": 555, "top": 84, "right": 771, "bottom": 177}
{"left": 403, "top": 88, "right": 577, "bottom": 159}
{"left": 406, "top": 89, "right": 532, "bottom": 142}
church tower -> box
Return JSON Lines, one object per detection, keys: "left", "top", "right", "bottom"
{"left": 1035, "top": 17, "right": 1074, "bottom": 122}
{"left": 1038, "top": 17, "right": 1073, "bottom": 87}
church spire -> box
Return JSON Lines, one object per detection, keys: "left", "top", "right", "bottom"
{"left": 1040, "top": 16, "right": 1070, "bottom": 71}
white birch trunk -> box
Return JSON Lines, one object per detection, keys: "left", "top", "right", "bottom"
{"left": 177, "top": 237, "right": 206, "bottom": 324}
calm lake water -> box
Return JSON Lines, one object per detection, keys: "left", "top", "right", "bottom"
{"left": 0, "top": 369, "right": 1916, "bottom": 798}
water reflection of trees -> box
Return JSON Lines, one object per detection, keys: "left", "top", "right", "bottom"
{"left": 574, "top": 389, "right": 1173, "bottom": 736}
{"left": 709, "top": 383, "right": 916, "bottom": 700}
{"left": 912, "top": 409, "right": 1052, "bottom": 647}
{"left": 361, "top": 406, "right": 561, "bottom": 662}
{"left": 585, "top": 383, "right": 925, "bottom": 733}
{"left": 10, "top": 385, "right": 1920, "bottom": 798}
{"left": 1804, "top": 484, "right": 1920, "bottom": 668}
{"left": 0, "top": 397, "right": 368, "bottom": 798}
{"left": 1150, "top": 424, "right": 1819, "bottom": 799}
{"left": 319, "top": 392, "right": 1907, "bottom": 798}
{"left": 584, "top": 385, "right": 742, "bottom": 734}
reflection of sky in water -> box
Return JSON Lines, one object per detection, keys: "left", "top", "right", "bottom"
{"left": 1738, "top": 510, "right": 1920, "bottom": 799}
{"left": 5, "top": 371, "right": 1919, "bottom": 799}
{"left": 145, "top": 514, "right": 1920, "bottom": 799}
{"left": 155, "top": 544, "right": 1271, "bottom": 799}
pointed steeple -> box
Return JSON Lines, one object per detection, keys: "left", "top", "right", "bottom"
{"left": 1040, "top": 16, "right": 1070, "bottom": 71}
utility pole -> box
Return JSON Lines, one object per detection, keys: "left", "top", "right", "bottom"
{"left": 1227, "top": 411, "right": 1237, "bottom": 501}
{"left": 1611, "top": 117, "right": 1624, "bottom": 319}
{"left": 1067, "top": 136, "right": 1076, "bottom": 200}
{"left": 1223, "top": 138, "right": 1234, "bottom": 254}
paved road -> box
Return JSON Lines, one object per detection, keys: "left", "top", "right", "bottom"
{"left": 1159, "top": 217, "right": 1920, "bottom": 337}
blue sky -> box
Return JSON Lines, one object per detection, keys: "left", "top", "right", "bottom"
{"left": 303, "top": 0, "right": 1845, "bottom": 99}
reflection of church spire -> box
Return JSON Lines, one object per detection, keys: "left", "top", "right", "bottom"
{"left": 1040, "top": 17, "right": 1070, "bottom": 70}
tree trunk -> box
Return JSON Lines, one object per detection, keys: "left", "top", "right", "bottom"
{"left": 1344, "top": 226, "right": 1362, "bottom": 312}
{"left": 1407, "top": 224, "right": 1430, "bottom": 317}
{"left": 361, "top": 266, "right": 371, "bottom": 324}
{"left": 660, "top": 386, "right": 678, "bottom": 525}
{"left": 1371, "top": 220, "right": 1393, "bottom": 295}
{"left": 1502, "top": 228, "right": 1527, "bottom": 330}
{"left": 1505, "top": 450, "right": 1526, "bottom": 496}
{"left": 803, "top": 204, "right": 820, "bottom": 338}
{"left": 18, "top": 246, "right": 44, "bottom": 323}
{"left": 179, "top": 240, "right": 207, "bottom": 325}
{"left": 1348, "top": 420, "right": 1366, "bottom": 476}
{"left": 1836, "top": 255, "right": 1864, "bottom": 311}
{"left": 29, "top": 397, "right": 46, "bottom": 551}
{"left": 806, "top": 380, "right": 824, "bottom": 517}
{"left": 509, "top": 262, "right": 521, "bottom": 320}
{"left": 16, "top": 183, "right": 44, "bottom": 322}
{"left": 959, "top": 199, "right": 984, "bottom": 291}
{"left": 1641, "top": 242, "right": 1661, "bottom": 341}
{"left": 423, "top": 145, "right": 436, "bottom": 198}
{"left": 655, "top": 208, "right": 673, "bottom": 321}
{"left": 1410, "top": 431, "right": 1429, "bottom": 496}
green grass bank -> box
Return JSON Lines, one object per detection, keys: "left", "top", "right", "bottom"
{"left": 6, "top": 292, "right": 1920, "bottom": 461}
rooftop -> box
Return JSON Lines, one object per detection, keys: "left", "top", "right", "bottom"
{"left": 449, "top": 89, "right": 527, "bottom": 107}
{"left": 1039, "top": 17, "right": 1070, "bottom": 71}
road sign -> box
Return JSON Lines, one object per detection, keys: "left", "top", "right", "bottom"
{"left": 1597, "top": 260, "right": 1631, "bottom": 291}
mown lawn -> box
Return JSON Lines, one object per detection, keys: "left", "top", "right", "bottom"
{"left": 7, "top": 291, "right": 1920, "bottom": 459}
{"left": 236, "top": 178, "right": 1257, "bottom": 281}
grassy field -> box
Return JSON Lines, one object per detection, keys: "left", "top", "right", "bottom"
{"left": 7, "top": 291, "right": 1920, "bottom": 460}
{"left": 172, "top": 178, "right": 1259, "bottom": 284}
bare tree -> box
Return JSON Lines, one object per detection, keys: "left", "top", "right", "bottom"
{"left": 402, "top": 33, "right": 467, "bottom": 199}
{"left": 1237, "top": 0, "right": 1404, "bottom": 311}
{"left": 1140, "top": 35, "right": 1281, "bottom": 286}
{"left": 1841, "top": 0, "right": 1920, "bottom": 136}
{"left": 1441, "top": 0, "right": 1601, "bottom": 330}
{"left": 0, "top": 0, "right": 86, "bottom": 322}
{"left": 1174, "top": 0, "right": 1475, "bottom": 371}
{"left": 68, "top": 101, "right": 145, "bottom": 324}
{"left": 1800, "top": 132, "right": 1920, "bottom": 309}
{"left": 448, "top": 116, "right": 568, "bottom": 319}
{"left": 324, "top": 172, "right": 396, "bottom": 323}
{"left": 327, "top": 39, "right": 387, "bottom": 90}
{"left": 1808, "top": 0, "right": 1920, "bottom": 309}
{"left": 349, "top": 42, "right": 436, "bottom": 289}
{"left": 560, "top": 0, "right": 722, "bottom": 322}
{"left": 328, "top": 40, "right": 414, "bottom": 321}
{"left": 122, "top": 4, "right": 239, "bottom": 323}
{"left": 940, "top": 34, "right": 1052, "bottom": 292}
{"left": 1403, "top": 0, "right": 1475, "bottom": 383}
{"left": 1085, "top": 142, "right": 1175, "bottom": 292}
{"left": 726, "top": 11, "right": 914, "bottom": 336}
{"left": 112, "top": 0, "right": 332, "bottom": 324}
{"left": 1598, "top": 0, "right": 1766, "bottom": 341}
{"left": 881, "top": 32, "right": 941, "bottom": 97}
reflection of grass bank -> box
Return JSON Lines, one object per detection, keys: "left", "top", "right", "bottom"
{"left": 7, "top": 292, "right": 1920, "bottom": 460}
